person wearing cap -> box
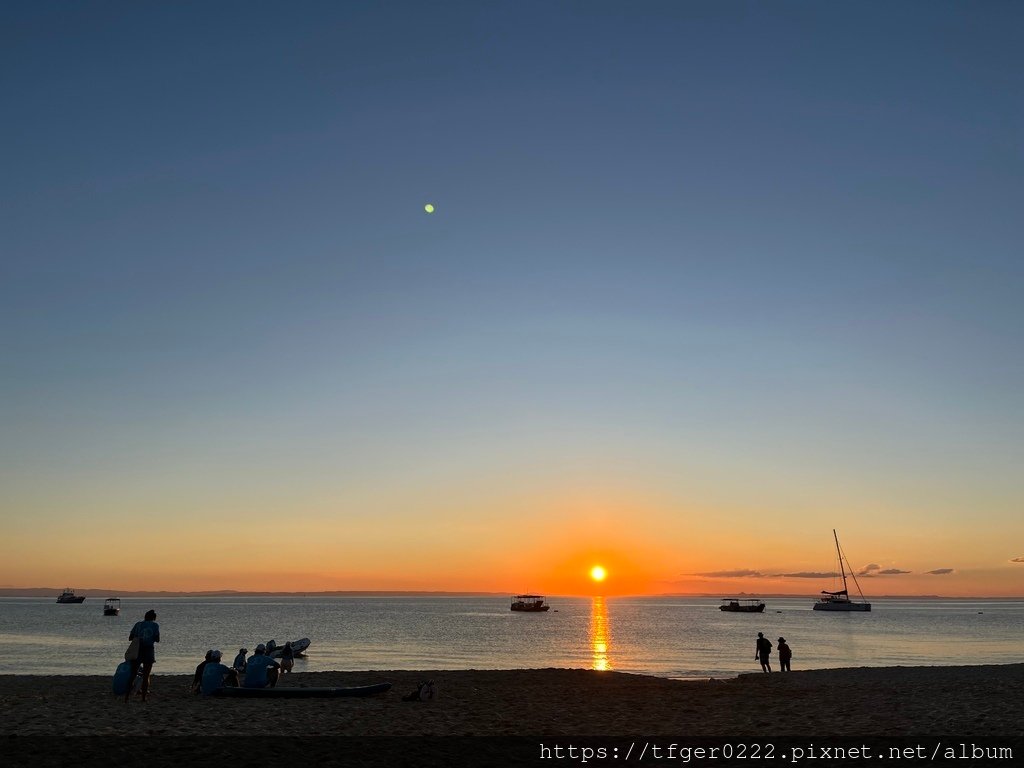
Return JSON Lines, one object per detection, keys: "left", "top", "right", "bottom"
{"left": 242, "top": 643, "right": 280, "bottom": 689}
{"left": 232, "top": 647, "right": 248, "bottom": 675}
{"left": 200, "top": 650, "right": 237, "bottom": 696}
{"left": 777, "top": 637, "right": 793, "bottom": 672}
{"left": 754, "top": 632, "right": 773, "bottom": 673}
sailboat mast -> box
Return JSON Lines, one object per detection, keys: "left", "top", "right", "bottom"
{"left": 833, "top": 529, "right": 849, "bottom": 593}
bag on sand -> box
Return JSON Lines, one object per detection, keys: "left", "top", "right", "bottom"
{"left": 124, "top": 637, "right": 140, "bottom": 661}
{"left": 112, "top": 661, "right": 140, "bottom": 695}
{"left": 402, "top": 680, "right": 436, "bottom": 702}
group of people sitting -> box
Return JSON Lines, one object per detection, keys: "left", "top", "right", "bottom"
{"left": 191, "top": 641, "right": 297, "bottom": 696}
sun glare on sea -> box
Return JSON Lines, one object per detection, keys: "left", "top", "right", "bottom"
{"left": 590, "top": 565, "right": 607, "bottom": 582}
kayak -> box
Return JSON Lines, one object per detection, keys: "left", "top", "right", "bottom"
{"left": 215, "top": 682, "right": 391, "bottom": 698}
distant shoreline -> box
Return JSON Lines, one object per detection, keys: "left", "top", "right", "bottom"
{"left": 3, "top": 588, "right": 1022, "bottom": 599}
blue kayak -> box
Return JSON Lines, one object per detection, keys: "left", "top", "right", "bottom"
{"left": 215, "top": 682, "right": 391, "bottom": 698}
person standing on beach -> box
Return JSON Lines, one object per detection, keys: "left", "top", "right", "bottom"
{"left": 755, "top": 632, "right": 773, "bottom": 673}
{"left": 280, "top": 641, "right": 295, "bottom": 674}
{"left": 777, "top": 637, "right": 792, "bottom": 672}
{"left": 125, "top": 609, "right": 160, "bottom": 702}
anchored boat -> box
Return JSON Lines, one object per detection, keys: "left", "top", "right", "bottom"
{"left": 103, "top": 598, "right": 121, "bottom": 616}
{"left": 56, "top": 588, "right": 85, "bottom": 604}
{"left": 813, "top": 530, "right": 871, "bottom": 612}
{"left": 510, "top": 594, "right": 550, "bottom": 612}
{"left": 719, "top": 598, "right": 766, "bottom": 613}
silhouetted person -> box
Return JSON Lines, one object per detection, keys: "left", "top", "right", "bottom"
{"left": 232, "top": 647, "right": 248, "bottom": 675}
{"left": 777, "top": 637, "right": 792, "bottom": 671}
{"left": 200, "top": 650, "right": 237, "bottom": 695}
{"left": 755, "top": 632, "right": 773, "bottom": 672}
{"left": 243, "top": 644, "right": 280, "bottom": 688}
{"left": 125, "top": 609, "right": 160, "bottom": 702}
{"left": 191, "top": 650, "right": 215, "bottom": 694}
{"left": 280, "top": 641, "right": 295, "bottom": 673}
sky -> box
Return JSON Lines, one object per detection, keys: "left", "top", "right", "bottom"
{"left": 2, "top": 1, "right": 1023, "bottom": 596}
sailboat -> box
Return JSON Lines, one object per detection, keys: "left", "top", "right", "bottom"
{"left": 813, "top": 530, "right": 871, "bottom": 612}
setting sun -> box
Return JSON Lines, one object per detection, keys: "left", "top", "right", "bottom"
{"left": 590, "top": 565, "right": 607, "bottom": 582}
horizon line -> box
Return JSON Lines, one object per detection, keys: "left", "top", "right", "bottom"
{"left": 3, "top": 587, "right": 1022, "bottom": 600}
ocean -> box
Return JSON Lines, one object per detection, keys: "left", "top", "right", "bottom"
{"left": 1, "top": 595, "right": 1021, "bottom": 678}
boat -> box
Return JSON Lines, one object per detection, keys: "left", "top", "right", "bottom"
{"left": 719, "top": 598, "right": 765, "bottom": 613}
{"left": 56, "top": 588, "right": 85, "bottom": 604}
{"left": 215, "top": 682, "right": 391, "bottom": 698}
{"left": 103, "top": 598, "right": 121, "bottom": 616}
{"left": 813, "top": 529, "right": 871, "bottom": 612}
{"left": 264, "top": 638, "right": 311, "bottom": 658}
{"left": 510, "top": 594, "right": 550, "bottom": 612}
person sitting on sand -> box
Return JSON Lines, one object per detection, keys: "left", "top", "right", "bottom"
{"left": 191, "top": 650, "right": 215, "bottom": 694}
{"left": 124, "top": 609, "right": 160, "bottom": 703}
{"left": 232, "top": 647, "right": 248, "bottom": 675}
{"left": 280, "top": 641, "right": 295, "bottom": 674}
{"left": 200, "top": 650, "right": 237, "bottom": 695}
{"left": 777, "top": 637, "right": 792, "bottom": 672}
{"left": 755, "top": 632, "right": 773, "bottom": 673}
{"left": 242, "top": 644, "right": 280, "bottom": 689}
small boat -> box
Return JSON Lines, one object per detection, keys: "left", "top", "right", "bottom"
{"left": 56, "top": 588, "right": 85, "bottom": 604}
{"left": 103, "top": 598, "right": 121, "bottom": 616}
{"left": 719, "top": 598, "right": 765, "bottom": 613}
{"left": 264, "top": 638, "right": 311, "bottom": 658}
{"left": 813, "top": 529, "right": 871, "bottom": 612}
{"left": 510, "top": 594, "right": 550, "bottom": 612}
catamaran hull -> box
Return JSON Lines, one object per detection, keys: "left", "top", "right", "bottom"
{"left": 813, "top": 602, "right": 871, "bottom": 612}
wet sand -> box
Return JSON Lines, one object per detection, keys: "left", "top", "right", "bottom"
{"left": 2, "top": 665, "right": 1021, "bottom": 765}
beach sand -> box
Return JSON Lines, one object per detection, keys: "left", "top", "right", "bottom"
{"left": 2, "top": 665, "right": 1021, "bottom": 765}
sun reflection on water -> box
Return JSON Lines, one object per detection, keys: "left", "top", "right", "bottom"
{"left": 589, "top": 596, "right": 612, "bottom": 671}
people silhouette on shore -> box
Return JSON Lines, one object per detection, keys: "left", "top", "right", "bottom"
{"left": 280, "top": 641, "right": 295, "bottom": 673}
{"left": 755, "top": 632, "right": 773, "bottom": 672}
{"left": 778, "top": 637, "right": 792, "bottom": 671}
{"left": 232, "top": 647, "right": 248, "bottom": 675}
{"left": 124, "top": 609, "right": 159, "bottom": 702}
{"left": 200, "top": 650, "right": 237, "bottom": 695}
{"left": 191, "top": 650, "right": 214, "bottom": 694}
{"left": 242, "top": 643, "right": 280, "bottom": 688}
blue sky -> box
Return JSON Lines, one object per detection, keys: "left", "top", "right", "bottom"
{"left": 2, "top": 2, "right": 1022, "bottom": 591}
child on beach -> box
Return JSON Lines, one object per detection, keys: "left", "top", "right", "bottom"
{"left": 777, "top": 638, "right": 792, "bottom": 671}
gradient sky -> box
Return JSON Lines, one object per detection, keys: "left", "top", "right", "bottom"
{"left": 2, "top": 2, "right": 1023, "bottom": 595}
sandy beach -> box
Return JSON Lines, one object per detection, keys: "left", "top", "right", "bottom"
{"left": 2, "top": 664, "right": 1021, "bottom": 766}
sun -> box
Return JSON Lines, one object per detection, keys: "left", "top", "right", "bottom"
{"left": 590, "top": 565, "right": 607, "bottom": 582}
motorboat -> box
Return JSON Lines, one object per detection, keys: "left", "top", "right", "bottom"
{"left": 103, "top": 598, "right": 121, "bottom": 616}
{"left": 510, "top": 594, "right": 550, "bottom": 612}
{"left": 719, "top": 598, "right": 766, "bottom": 613}
{"left": 264, "top": 638, "right": 311, "bottom": 657}
{"left": 56, "top": 588, "right": 85, "bottom": 604}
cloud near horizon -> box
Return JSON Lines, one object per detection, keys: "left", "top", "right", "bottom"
{"left": 858, "top": 564, "right": 910, "bottom": 576}
{"left": 772, "top": 572, "right": 839, "bottom": 579}
{"left": 1011, "top": 557, "right": 1024, "bottom": 563}
{"left": 692, "top": 569, "right": 765, "bottom": 578}
{"left": 925, "top": 568, "right": 955, "bottom": 575}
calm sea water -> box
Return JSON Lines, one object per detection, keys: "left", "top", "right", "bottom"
{"left": 1, "top": 596, "right": 1021, "bottom": 678}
